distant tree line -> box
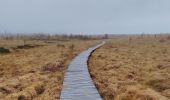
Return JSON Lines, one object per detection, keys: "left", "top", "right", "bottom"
{"left": 0, "top": 33, "right": 108, "bottom": 40}
{"left": 1, "top": 32, "right": 170, "bottom": 40}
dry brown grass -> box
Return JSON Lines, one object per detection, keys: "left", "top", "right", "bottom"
{"left": 89, "top": 36, "right": 170, "bottom": 100}
{"left": 0, "top": 39, "right": 99, "bottom": 100}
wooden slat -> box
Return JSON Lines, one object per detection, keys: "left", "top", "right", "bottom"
{"left": 60, "top": 42, "right": 105, "bottom": 100}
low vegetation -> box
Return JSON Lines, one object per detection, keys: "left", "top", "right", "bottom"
{"left": 0, "top": 47, "right": 10, "bottom": 54}
{"left": 89, "top": 35, "right": 170, "bottom": 100}
{"left": 0, "top": 35, "right": 100, "bottom": 100}
{"left": 1, "top": 33, "right": 170, "bottom": 100}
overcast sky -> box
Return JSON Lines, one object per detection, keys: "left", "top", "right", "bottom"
{"left": 0, "top": 0, "right": 170, "bottom": 34}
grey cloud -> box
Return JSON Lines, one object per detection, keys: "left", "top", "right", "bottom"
{"left": 0, "top": 0, "right": 170, "bottom": 34}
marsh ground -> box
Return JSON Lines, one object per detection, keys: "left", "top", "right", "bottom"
{"left": 89, "top": 36, "right": 170, "bottom": 100}
{"left": 0, "top": 39, "right": 99, "bottom": 100}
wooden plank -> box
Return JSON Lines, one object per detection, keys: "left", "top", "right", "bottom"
{"left": 60, "top": 42, "right": 105, "bottom": 100}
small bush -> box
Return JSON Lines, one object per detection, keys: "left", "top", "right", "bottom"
{"left": 0, "top": 87, "right": 12, "bottom": 94}
{"left": 57, "top": 44, "right": 65, "bottom": 48}
{"left": 18, "top": 95, "right": 26, "bottom": 100}
{"left": 41, "top": 63, "right": 64, "bottom": 72}
{"left": 34, "top": 85, "right": 45, "bottom": 95}
{"left": 0, "top": 47, "right": 10, "bottom": 54}
{"left": 146, "top": 79, "right": 169, "bottom": 92}
{"left": 16, "top": 44, "right": 42, "bottom": 49}
{"left": 159, "top": 39, "right": 166, "bottom": 43}
{"left": 16, "top": 45, "right": 35, "bottom": 49}
{"left": 157, "top": 64, "right": 164, "bottom": 69}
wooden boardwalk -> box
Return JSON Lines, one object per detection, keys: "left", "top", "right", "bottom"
{"left": 60, "top": 42, "right": 105, "bottom": 100}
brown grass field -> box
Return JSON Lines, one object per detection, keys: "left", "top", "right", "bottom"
{"left": 1, "top": 34, "right": 170, "bottom": 100}
{"left": 0, "top": 39, "right": 99, "bottom": 100}
{"left": 89, "top": 35, "right": 170, "bottom": 100}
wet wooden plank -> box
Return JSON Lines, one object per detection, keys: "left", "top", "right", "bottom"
{"left": 60, "top": 42, "right": 105, "bottom": 100}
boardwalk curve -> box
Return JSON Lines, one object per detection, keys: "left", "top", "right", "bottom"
{"left": 60, "top": 42, "right": 105, "bottom": 100}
